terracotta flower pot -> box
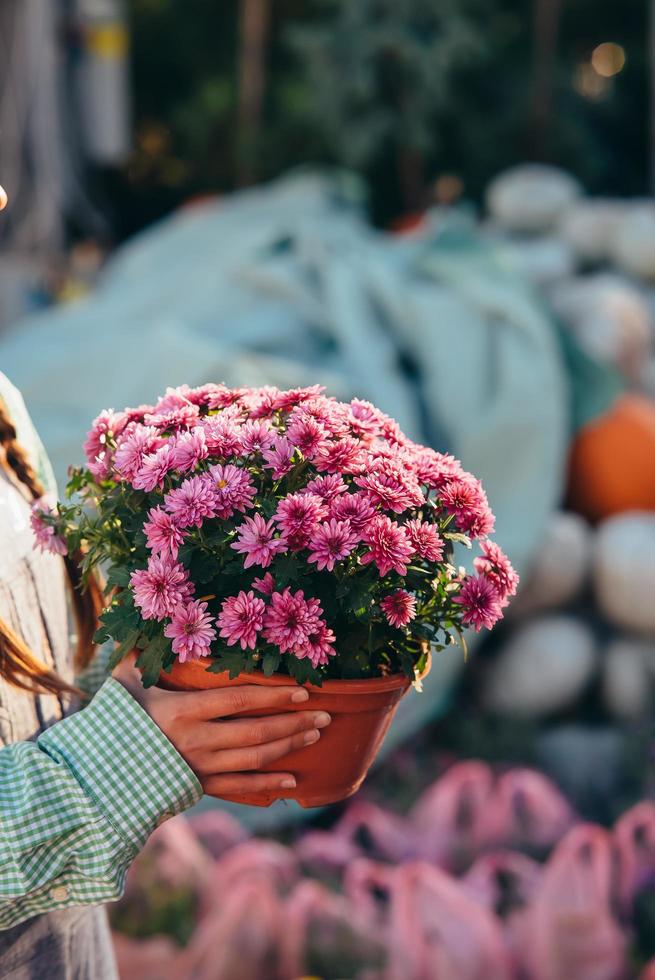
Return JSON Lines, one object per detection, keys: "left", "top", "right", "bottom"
{"left": 159, "top": 657, "right": 430, "bottom": 808}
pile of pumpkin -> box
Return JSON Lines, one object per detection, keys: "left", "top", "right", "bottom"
{"left": 476, "top": 164, "right": 655, "bottom": 725}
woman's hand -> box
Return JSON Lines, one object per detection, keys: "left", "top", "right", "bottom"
{"left": 112, "top": 654, "right": 330, "bottom": 798}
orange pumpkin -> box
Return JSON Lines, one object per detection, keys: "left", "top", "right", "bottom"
{"left": 566, "top": 394, "right": 655, "bottom": 522}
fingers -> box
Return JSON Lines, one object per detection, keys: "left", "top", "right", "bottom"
{"left": 211, "top": 727, "right": 323, "bottom": 774}
{"left": 188, "top": 684, "right": 310, "bottom": 720}
{"left": 204, "top": 710, "right": 331, "bottom": 751}
{"left": 202, "top": 771, "right": 297, "bottom": 798}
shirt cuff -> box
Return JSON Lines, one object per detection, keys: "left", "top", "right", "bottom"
{"left": 38, "top": 678, "right": 203, "bottom": 853}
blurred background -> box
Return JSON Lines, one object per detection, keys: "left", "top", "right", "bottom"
{"left": 3, "top": 1, "right": 655, "bottom": 977}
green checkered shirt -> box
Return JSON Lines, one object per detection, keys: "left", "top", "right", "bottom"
{"left": 0, "top": 677, "right": 202, "bottom": 929}
{"left": 0, "top": 371, "right": 202, "bottom": 929}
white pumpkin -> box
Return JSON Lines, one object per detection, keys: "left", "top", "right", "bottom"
{"left": 611, "top": 204, "right": 655, "bottom": 281}
{"left": 484, "top": 615, "right": 597, "bottom": 718}
{"left": 594, "top": 513, "right": 655, "bottom": 635}
{"left": 558, "top": 199, "right": 628, "bottom": 264}
{"left": 547, "top": 274, "right": 652, "bottom": 381}
{"left": 509, "top": 511, "right": 591, "bottom": 617}
{"left": 602, "top": 639, "right": 652, "bottom": 720}
{"left": 486, "top": 164, "right": 582, "bottom": 234}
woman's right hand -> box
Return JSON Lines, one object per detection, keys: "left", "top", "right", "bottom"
{"left": 112, "top": 654, "right": 330, "bottom": 798}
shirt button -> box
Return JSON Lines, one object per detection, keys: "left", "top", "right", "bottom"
{"left": 50, "top": 885, "right": 69, "bottom": 902}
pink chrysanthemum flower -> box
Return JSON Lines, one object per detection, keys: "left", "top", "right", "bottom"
{"left": 131, "top": 555, "right": 191, "bottom": 620}
{"left": 355, "top": 463, "right": 424, "bottom": 513}
{"left": 252, "top": 572, "right": 276, "bottom": 595}
{"left": 244, "top": 385, "right": 283, "bottom": 419}
{"left": 411, "top": 448, "right": 463, "bottom": 489}
{"left": 361, "top": 515, "right": 414, "bottom": 577}
{"left": 262, "top": 588, "right": 323, "bottom": 653}
{"left": 380, "top": 590, "right": 417, "bottom": 628}
{"left": 217, "top": 590, "right": 266, "bottom": 650}
{"left": 186, "top": 383, "right": 236, "bottom": 409}
{"left": 314, "top": 437, "right": 365, "bottom": 475}
{"left": 203, "top": 415, "right": 243, "bottom": 457}
{"left": 164, "top": 475, "right": 217, "bottom": 528}
{"left": 30, "top": 499, "right": 68, "bottom": 556}
{"left": 452, "top": 575, "right": 504, "bottom": 631}
{"left": 114, "top": 426, "right": 161, "bottom": 481}
{"left": 262, "top": 436, "right": 296, "bottom": 479}
{"left": 275, "top": 492, "right": 327, "bottom": 551}
{"left": 145, "top": 403, "right": 200, "bottom": 431}
{"left": 154, "top": 387, "right": 193, "bottom": 412}
{"left": 379, "top": 415, "right": 409, "bottom": 448}
{"left": 302, "top": 473, "right": 348, "bottom": 502}
{"left": 143, "top": 506, "right": 185, "bottom": 559}
{"left": 330, "top": 492, "right": 377, "bottom": 534}
{"left": 122, "top": 405, "right": 151, "bottom": 426}
{"left": 474, "top": 540, "right": 519, "bottom": 605}
{"left": 208, "top": 464, "right": 256, "bottom": 519}
{"left": 132, "top": 443, "right": 177, "bottom": 492}
{"left": 270, "top": 385, "right": 326, "bottom": 413}
{"left": 295, "top": 622, "right": 337, "bottom": 667}
{"left": 239, "top": 419, "right": 273, "bottom": 455}
{"left": 307, "top": 519, "right": 359, "bottom": 571}
{"left": 406, "top": 518, "right": 445, "bottom": 562}
{"left": 286, "top": 414, "right": 328, "bottom": 459}
{"left": 83, "top": 409, "right": 127, "bottom": 480}
{"left": 348, "top": 399, "right": 383, "bottom": 442}
{"left": 173, "top": 426, "right": 209, "bottom": 472}
{"left": 202, "top": 384, "right": 244, "bottom": 410}
{"left": 440, "top": 476, "right": 495, "bottom": 538}
{"left": 164, "top": 600, "right": 216, "bottom": 662}
{"left": 231, "top": 513, "right": 287, "bottom": 568}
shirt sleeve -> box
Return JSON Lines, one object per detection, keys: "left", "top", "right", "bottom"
{"left": 0, "top": 678, "right": 202, "bottom": 929}
{"left": 75, "top": 642, "right": 115, "bottom": 699}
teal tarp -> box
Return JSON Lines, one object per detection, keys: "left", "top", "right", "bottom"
{"left": 0, "top": 173, "right": 571, "bottom": 827}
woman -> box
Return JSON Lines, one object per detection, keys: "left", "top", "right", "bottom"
{"left": 0, "top": 371, "right": 330, "bottom": 978}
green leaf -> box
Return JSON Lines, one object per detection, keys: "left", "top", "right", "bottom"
{"left": 258, "top": 498, "right": 277, "bottom": 520}
{"left": 410, "top": 622, "right": 437, "bottom": 641}
{"left": 273, "top": 555, "right": 305, "bottom": 588}
{"left": 189, "top": 550, "right": 220, "bottom": 584}
{"left": 286, "top": 655, "right": 322, "bottom": 686}
{"left": 209, "top": 646, "right": 248, "bottom": 679}
{"left": 107, "top": 631, "right": 142, "bottom": 671}
{"left": 136, "top": 634, "right": 172, "bottom": 688}
{"left": 262, "top": 650, "right": 281, "bottom": 677}
{"left": 95, "top": 600, "right": 141, "bottom": 644}
{"left": 106, "top": 565, "right": 132, "bottom": 589}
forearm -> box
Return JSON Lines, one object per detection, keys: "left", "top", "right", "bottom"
{"left": 0, "top": 679, "right": 201, "bottom": 929}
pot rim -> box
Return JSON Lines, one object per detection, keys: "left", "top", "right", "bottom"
{"left": 164, "top": 652, "right": 431, "bottom": 694}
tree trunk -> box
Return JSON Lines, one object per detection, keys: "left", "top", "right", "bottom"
{"left": 529, "top": 0, "right": 563, "bottom": 159}
{"left": 236, "top": 0, "right": 270, "bottom": 187}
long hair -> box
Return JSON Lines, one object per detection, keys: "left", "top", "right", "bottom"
{"left": 0, "top": 399, "right": 104, "bottom": 696}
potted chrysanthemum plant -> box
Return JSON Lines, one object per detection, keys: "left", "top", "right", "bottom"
{"left": 32, "top": 384, "right": 517, "bottom": 806}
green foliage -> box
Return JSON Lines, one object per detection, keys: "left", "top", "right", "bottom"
{"left": 136, "top": 634, "right": 174, "bottom": 688}
{"left": 113, "top": 0, "right": 648, "bottom": 233}
{"left": 288, "top": 0, "right": 486, "bottom": 168}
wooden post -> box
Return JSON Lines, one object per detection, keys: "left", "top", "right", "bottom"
{"left": 650, "top": 0, "right": 655, "bottom": 193}
{"left": 529, "top": 0, "right": 563, "bottom": 159}
{"left": 236, "top": 0, "right": 270, "bottom": 186}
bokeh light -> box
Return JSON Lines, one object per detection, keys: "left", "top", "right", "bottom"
{"left": 591, "top": 42, "right": 626, "bottom": 78}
